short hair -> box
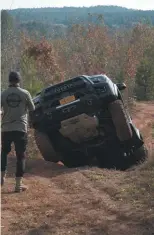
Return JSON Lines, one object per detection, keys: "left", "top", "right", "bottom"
{"left": 9, "top": 71, "right": 21, "bottom": 83}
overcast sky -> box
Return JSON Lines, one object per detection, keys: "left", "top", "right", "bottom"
{"left": 1, "top": 0, "right": 154, "bottom": 10}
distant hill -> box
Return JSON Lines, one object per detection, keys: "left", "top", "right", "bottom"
{"left": 7, "top": 6, "right": 154, "bottom": 38}
{"left": 8, "top": 6, "right": 154, "bottom": 26}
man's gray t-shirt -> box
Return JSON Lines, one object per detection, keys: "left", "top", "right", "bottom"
{"left": 1, "top": 86, "right": 35, "bottom": 132}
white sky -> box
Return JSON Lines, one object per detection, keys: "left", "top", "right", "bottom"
{"left": 1, "top": 0, "right": 154, "bottom": 10}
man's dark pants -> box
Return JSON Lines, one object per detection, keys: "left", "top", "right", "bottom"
{"left": 1, "top": 131, "right": 28, "bottom": 177}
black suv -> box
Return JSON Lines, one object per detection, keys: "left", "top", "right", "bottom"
{"left": 30, "top": 74, "right": 148, "bottom": 169}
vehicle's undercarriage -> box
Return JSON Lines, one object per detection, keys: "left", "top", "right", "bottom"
{"left": 31, "top": 74, "right": 148, "bottom": 169}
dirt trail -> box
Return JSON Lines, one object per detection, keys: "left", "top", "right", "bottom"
{"left": 131, "top": 102, "right": 154, "bottom": 151}
{"left": 1, "top": 102, "right": 154, "bottom": 235}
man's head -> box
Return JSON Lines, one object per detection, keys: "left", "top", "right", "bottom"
{"left": 9, "top": 71, "right": 21, "bottom": 85}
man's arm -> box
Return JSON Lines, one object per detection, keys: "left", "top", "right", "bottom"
{"left": 26, "top": 91, "right": 35, "bottom": 128}
{"left": 26, "top": 91, "right": 35, "bottom": 112}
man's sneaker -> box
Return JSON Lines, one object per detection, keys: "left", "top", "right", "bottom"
{"left": 15, "top": 177, "right": 28, "bottom": 192}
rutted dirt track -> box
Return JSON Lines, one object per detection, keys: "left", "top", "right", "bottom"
{"left": 1, "top": 102, "right": 154, "bottom": 235}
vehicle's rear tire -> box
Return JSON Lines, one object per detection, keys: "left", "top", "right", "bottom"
{"left": 129, "top": 145, "right": 148, "bottom": 165}
{"left": 34, "top": 130, "right": 61, "bottom": 163}
{"left": 96, "top": 142, "right": 125, "bottom": 170}
{"left": 96, "top": 143, "right": 148, "bottom": 170}
{"left": 108, "top": 100, "right": 133, "bottom": 141}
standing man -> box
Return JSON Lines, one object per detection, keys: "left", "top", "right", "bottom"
{"left": 1, "top": 71, "right": 35, "bottom": 192}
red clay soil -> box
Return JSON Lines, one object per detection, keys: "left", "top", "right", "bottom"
{"left": 1, "top": 102, "right": 154, "bottom": 235}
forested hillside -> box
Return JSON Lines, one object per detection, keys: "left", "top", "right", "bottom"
{"left": 1, "top": 7, "right": 154, "bottom": 101}
{"left": 9, "top": 6, "right": 154, "bottom": 28}
{"left": 7, "top": 6, "right": 154, "bottom": 39}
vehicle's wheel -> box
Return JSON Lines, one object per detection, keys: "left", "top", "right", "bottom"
{"left": 108, "top": 100, "right": 133, "bottom": 141}
{"left": 129, "top": 145, "right": 148, "bottom": 165}
{"left": 97, "top": 145, "right": 148, "bottom": 170}
{"left": 61, "top": 151, "right": 89, "bottom": 168}
{"left": 34, "top": 130, "right": 61, "bottom": 163}
{"left": 97, "top": 143, "right": 148, "bottom": 170}
{"left": 96, "top": 146, "right": 124, "bottom": 170}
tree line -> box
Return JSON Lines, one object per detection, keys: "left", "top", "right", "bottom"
{"left": 1, "top": 9, "right": 154, "bottom": 101}
{"left": 9, "top": 6, "right": 154, "bottom": 28}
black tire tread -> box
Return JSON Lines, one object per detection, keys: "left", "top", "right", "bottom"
{"left": 132, "top": 145, "right": 148, "bottom": 164}
{"left": 108, "top": 100, "right": 133, "bottom": 141}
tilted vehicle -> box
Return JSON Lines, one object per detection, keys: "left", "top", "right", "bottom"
{"left": 30, "top": 74, "right": 148, "bottom": 170}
